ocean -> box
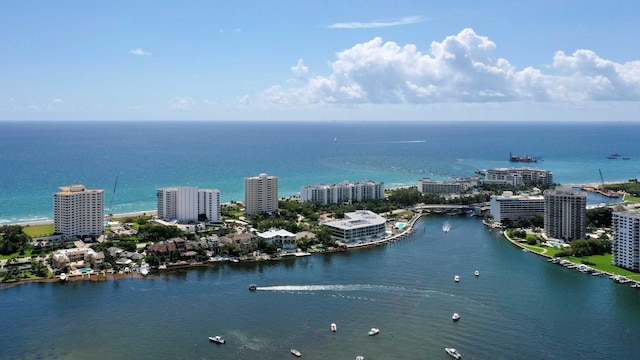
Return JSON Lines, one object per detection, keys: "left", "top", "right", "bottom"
{"left": 1, "top": 120, "right": 640, "bottom": 359}
{"left": 1, "top": 121, "right": 638, "bottom": 224}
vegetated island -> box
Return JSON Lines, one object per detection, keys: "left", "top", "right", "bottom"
{"left": 2, "top": 180, "right": 640, "bottom": 289}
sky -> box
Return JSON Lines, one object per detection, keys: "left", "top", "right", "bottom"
{"left": 1, "top": 0, "right": 639, "bottom": 122}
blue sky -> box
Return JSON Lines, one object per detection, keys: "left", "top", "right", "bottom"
{"left": 1, "top": 0, "right": 639, "bottom": 121}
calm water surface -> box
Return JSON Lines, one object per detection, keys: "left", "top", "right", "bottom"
{"left": 2, "top": 216, "right": 639, "bottom": 360}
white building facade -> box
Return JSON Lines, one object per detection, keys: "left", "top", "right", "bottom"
{"left": 300, "top": 180, "right": 384, "bottom": 205}
{"left": 54, "top": 184, "right": 104, "bottom": 237}
{"left": 543, "top": 187, "right": 587, "bottom": 241}
{"left": 483, "top": 167, "right": 553, "bottom": 186}
{"left": 418, "top": 178, "right": 478, "bottom": 195}
{"left": 323, "top": 210, "right": 387, "bottom": 244}
{"left": 157, "top": 187, "right": 221, "bottom": 223}
{"left": 244, "top": 173, "right": 278, "bottom": 216}
{"left": 258, "top": 228, "right": 297, "bottom": 251}
{"left": 489, "top": 191, "right": 545, "bottom": 224}
{"left": 612, "top": 210, "right": 640, "bottom": 271}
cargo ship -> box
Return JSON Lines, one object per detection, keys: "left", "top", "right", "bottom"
{"left": 509, "top": 152, "right": 539, "bottom": 163}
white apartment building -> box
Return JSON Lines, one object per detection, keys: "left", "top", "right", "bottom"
{"left": 543, "top": 187, "right": 587, "bottom": 241}
{"left": 418, "top": 178, "right": 478, "bottom": 195}
{"left": 157, "top": 187, "right": 221, "bottom": 223}
{"left": 489, "top": 191, "right": 545, "bottom": 224}
{"left": 323, "top": 210, "right": 387, "bottom": 244}
{"left": 258, "top": 228, "right": 297, "bottom": 251}
{"left": 300, "top": 180, "right": 384, "bottom": 205}
{"left": 483, "top": 167, "right": 553, "bottom": 186}
{"left": 244, "top": 173, "right": 278, "bottom": 216}
{"left": 54, "top": 184, "right": 104, "bottom": 237}
{"left": 612, "top": 210, "right": 640, "bottom": 271}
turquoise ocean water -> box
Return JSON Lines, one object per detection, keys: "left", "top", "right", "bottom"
{"left": 1, "top": 121, "right": 638, "bottom": 224}
{"left": 1, "top": 121, "right": 640, "bottom": 359}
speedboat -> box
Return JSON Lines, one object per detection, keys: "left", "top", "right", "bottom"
{"left": 454, "top": 275, "right": 460, "bottom": 282}
{"left": 452, "top": 313, "right": 460, "bottom": 321}
{"left": 140, "top": 263, "right": 150, "bottom": 276}
{"left": 445, "top": 347, "right": 462, "bottom": 359}
{"left": 368, "top": 328, "right": 379, "bottom": 336}
{"left": 209, "top": 335, "right": 225, "bottom": 344}
{"left": 290, "top": 349, "right": 301, "bottom": 357}
{"left": 474, "top": 270, "right": 479, "bottom": 276}
{"left": 248, "top": 284, "right": 257, "bottom": 291}
{"left": 331, "top": 323, "right": 337, "bottom": 332}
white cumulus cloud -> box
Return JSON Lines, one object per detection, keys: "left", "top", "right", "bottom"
{"left": 249, "top": 28, "right": 640, "bottom": 106}
{"left": 169, "top": 96, "right": 195, "bottom": 110}
{"left": 129, "top": 48, "right": 152, "bottom": 56}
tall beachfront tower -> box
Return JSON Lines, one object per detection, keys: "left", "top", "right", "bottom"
{"left": 157, "top": 187, "right": 220, "bottom": 223}
{"left": 244, "top": 173, "right": 278, "bottom": 216}
{"left": 543, "top": 187, "right": 587, "bottom": 241}
{"left": 54, "top": 184, "right": 104, "bottom": 237}
{"left": 612, "top": 210, "right": 640, "bottom": 272}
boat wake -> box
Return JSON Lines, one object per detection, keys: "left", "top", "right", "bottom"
{"left": 443, "top": 222, "right": 452, "bottom": 232}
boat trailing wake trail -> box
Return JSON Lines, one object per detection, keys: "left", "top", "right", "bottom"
{"left": 256, "top": 284, "right": 430, "bottom": 294}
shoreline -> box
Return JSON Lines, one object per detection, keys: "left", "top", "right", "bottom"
{"left": 12, "top": 210, "right": 158, "bottom": 227}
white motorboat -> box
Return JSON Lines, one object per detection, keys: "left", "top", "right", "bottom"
{"left": 445, "top": 347, "right": 462, "bottom": 359}
{"left": 331, "top": 323, "right": 337, "bottom": 332}
{"left": 368, "top": 328, "right": 379, "bottom": 336}
{"left": 356, "top": 357, "right": 364, "bottom": 360}
{"left": 59, "top": 273, "right": 67, "bottom": 282}
{"left": 454, "top": 275, "right": 460, "bottom": 282}
{"left": 452, "top": 313, "right": 460, "bottom": 321}
{"left": 140, "top": 263, "right": 150, "bottom": 276}
{"left": 474, "top": 270, "right": 479, "bottom": 276}
{"left": 208, "top": 335, "right": 225, "bottom": 344}
{"left": 248, "top": 284, "right": 257, "bottom": 291}
{"left": 290, "top": 348, "right": 301, "bottom": 357}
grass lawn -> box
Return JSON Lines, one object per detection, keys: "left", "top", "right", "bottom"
{"left": 22, "top": 224, "right": 54, "bottom": 237}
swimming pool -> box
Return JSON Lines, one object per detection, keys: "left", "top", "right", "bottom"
{"left": 395, "top": 222, "right": 407, "bottom": 229}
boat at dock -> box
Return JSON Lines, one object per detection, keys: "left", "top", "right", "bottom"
{"left": 59, "top": 273, "right": 67, "bottom": 282}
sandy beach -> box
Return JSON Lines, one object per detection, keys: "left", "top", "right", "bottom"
{"left": 15, "top": 210, "right": 158, "bottom": 227}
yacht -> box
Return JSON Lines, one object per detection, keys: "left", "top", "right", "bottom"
{"left": 454, "top": 275, "right": 460, "bottom": 282}
{"left": 445, "top": 347, "right": 462, "bottom": 359}
{"left": 331, "top": 323, "right": 337, "bottom": 332}
{"left": 368, "top": 328, "right": 380, "bottom": 336}
{"left": 208, "top": 336, "right": 225, "bottom": 344}
{"left": 452, "top": 313, "right": 460, "bottom": 321}
{"left": 290, "top": 349, "right": 302, "bottom": 357}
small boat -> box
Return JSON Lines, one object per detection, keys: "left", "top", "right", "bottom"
{"left": 209, "top": 336, "right": 225, "bottom": 344}
{"left": 59, "top": 273, "right": 67, "bottom": 282}
{"left": 452, "top": 313, "right": 460, "bottom": 321}
{"left": 368, "top": 328, "right": 380, "bottom": 336}
{"left": 331, "top": 323, "right": 337, "bottom": 332}
{"left": 290, "top": 349, "right": 301, "bottom": 357}
{"left": 140, "top": 263, "right": 150, "bottom": 276}
{"left": 356, "top": 357, "right": 364, "bottom": 360}
{"left": 445, "top": 347, "right": 462, "bottom": 359}
{"left": 474, "top": 270, "right": 479, "bottom": 276}
{"left": 248, "top": 284, "right": 257, "bottom": 291}
{"left": 454, "top": 275, "right": 460, "bottom": 282}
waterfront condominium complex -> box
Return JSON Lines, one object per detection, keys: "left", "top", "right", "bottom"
{"left": 418, "top": 178, "right": 478, "bottom": 195}
{"left": 157, "top": 187, "right": 221, "bottom": 223}
{"left": 323, "top": 210, "right": 387, "bottom": 244}
{"left": 244, "top": 173, "right": 278, "bottom": 216}
{"left": 300, "top": 180, "right": 385, "bottom": 205}
{"left": 482, "top": 167, "right": 553, "bottom": 186}
{"left": 612, "top": 210, "right": 640, "bottom": 271}
{"left": 543, "top": 187, "right": 587, "bottom": 241}
{"left": 489, "top": 191, "right": 545, "bottom": 225}
{"left": 54, "top": 184, "right": 104, "bottom": 237}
